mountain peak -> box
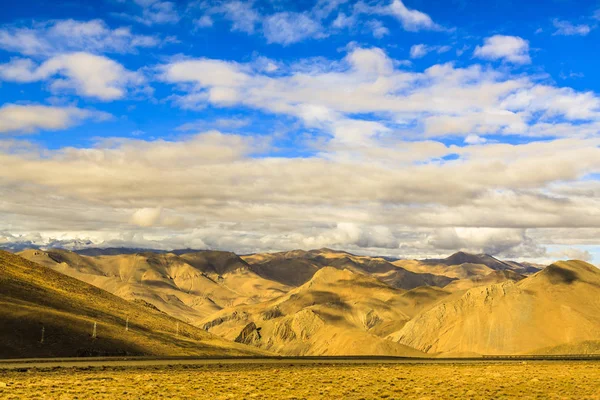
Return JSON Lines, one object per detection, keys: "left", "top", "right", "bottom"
{"left": 309, "top": 266, "right": 355, "bottom": 283}
{"left": 536, "top": 260, "right": 600, "bottom": 286}
{"left": 423, "top": 251, "right": 516, "bottom": 271}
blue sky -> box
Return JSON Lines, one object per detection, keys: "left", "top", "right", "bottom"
{"left": 1, "top": 0, "right": 600, "bottom": 264}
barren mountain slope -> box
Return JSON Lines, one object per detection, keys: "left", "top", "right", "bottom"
{"left": 0, "top": 250, "right": 267, "bottom": 358}
{"left": 241, "top": 250, "right": 322, "bottom": 286}
{"left": 423, "top": 252, "right": 519, "bottom": 271}
{"left": 18, "top": 249, "right": 290, "bottom": 325}
{"left": 394, "top": 260, "right": 495, "bottom": 279}
{"left": 389, "top": 260, "right": 600, "bottom": 355}
{"left": 443, "top": 270, "right": 526, "bottom": 292}
{"left": 199, "top": 267, "right": 450, "bottom": 356}
{"left": 243, "top": 248, "right": 455, "bottom": 289}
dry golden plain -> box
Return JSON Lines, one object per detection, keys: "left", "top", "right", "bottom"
{"left": 0, "top": 361, "right": 599, "bottom": 399}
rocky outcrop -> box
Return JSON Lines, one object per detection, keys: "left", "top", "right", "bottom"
{"left": 235, "top": 322, "right": 261, "bottom": 345}
{"left": 364, "top": 310, "right": 382, "bottom": 329}
{"left": 261, "top": 307, "right": 284, "bottom": 321}
{"left": 203, "top": 311, "right": 249, "bottom": 330}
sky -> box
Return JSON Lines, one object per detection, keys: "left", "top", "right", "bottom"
{"left": 1, "top": 0, "right": 600, "bottom": 264}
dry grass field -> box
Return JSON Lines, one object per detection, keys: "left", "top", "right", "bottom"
{"left": 0, "top": 361, "right": 599, "bottom": 399}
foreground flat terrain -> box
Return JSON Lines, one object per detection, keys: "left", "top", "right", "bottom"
{"left": 0, "top": 361, "right": 599, "bottom": 399}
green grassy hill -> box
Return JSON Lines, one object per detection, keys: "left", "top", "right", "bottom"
{"left": 0, "top": 250, "right": 268, "bottom": 359}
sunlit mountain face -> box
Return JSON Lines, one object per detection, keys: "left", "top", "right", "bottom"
{"left": 1, "top": 0, "right": 600, "bottom": 266}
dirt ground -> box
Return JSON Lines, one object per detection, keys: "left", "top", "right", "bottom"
{"left": 0, "top": 361, "right": 599, "bottom": 399}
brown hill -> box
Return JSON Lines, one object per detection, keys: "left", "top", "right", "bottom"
{"left": 422, "top": 252, "right": 517, "bottom": 271}
{"left": 389, "top": 260, "right": 600, "bottom": 355}
{"left": 243, "top": 248, "right": 455, "bottom": 289}
{"left": 0, "top": 250, "right": 266, "bottom": 358}
{"left": 443, "top": 270, "right": 526, "bottom": 291}
{"left": 394, "top": 260, "right": 494, "bottom": 279}
{"left": 18, "top": 249, "right": 290, "bottom": 325}
{"left": 393, "top": 252, "right": 541, "bottom": 291}
{"left": 199, "top": 267, "right": 452, "bottom": 356}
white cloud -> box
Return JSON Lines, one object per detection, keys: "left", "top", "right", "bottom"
{"left": 263, "top": 12, "right": 324, "bottom": 45}
{"left": 365, "top": 20, "right": 390, "bottom": 38}
{"left": 501, "top": 85, "right": 600, "bottom": 121}
{"left": 409, "top": 44, "right": 451, "bottom": 58}
{"left": 0, "top": 19, "right": 161, "bottom": 56}
{"left": 0, "top": 52, "right": 143, "bottom": 100}
{"left": 0, "top": 104, "right": 108, "bottom": 134}
{"left": 332, "top": 12, "right": 356, "bottom": 29}
{"left": 312, "top": 0, "right": 349, "bottom": 20}
{"left": 131, "top": 207, "right": 163, "bottom": 227}
{"left": 3, "top": 132, "right": 600, "bottom": 258}
{"left": 213, "top": 0, "right": 261, "bottom": 34}
{"left": 427, "top": 227, "right": 546, "bottom": 258}
{"left": 552, "top": 19, "right": 592, "bottom": 36}
{"left": 410, "top": 44, "right": 428, "bottom": 58}
{"left": 195, "top": 15, "right": 214, "bottom": 28}
{"left": 300, "top": 223, "right": 398, "bottom": 250}
{"left": 464, "top": 134, "right": 487, "bottom": 145}
{"left": 199, "top": 0, "right": 438, "bottom": 44}
{"left": 474, "top": 35, "right": 531, "bottom": 64}
{"left": 132, "top": 0, "right": 180, "bottom": 25}
{"left": 161, "top": 46, "right": 600, "bottom": 143}
{"left": 3, "top": 40, "right": 600, "bottom": 259}
{"left": 368, "top": 0, "right": 442, "bottom": 32}
{"left": 549, "top": 247, "right": 593, "bottom": 262}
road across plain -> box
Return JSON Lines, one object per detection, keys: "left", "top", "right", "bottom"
{"left": 0, "top": 355, "right": 599, "bottom": 370}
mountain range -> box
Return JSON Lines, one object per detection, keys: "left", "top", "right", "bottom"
{"left": 2, "top": 247, "right": 599, "bottom": 358}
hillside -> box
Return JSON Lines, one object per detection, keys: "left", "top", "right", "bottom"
{"left": 393, "top": 252, "right": 540, "bottom": 285}
{"left": 199, "top": 267, "right": 452, "bottom": 356}
{"left": 242, "top": 248, "right": 455, "bottom": 289}
{"left": 0, "top": 250, "right": 267, "bottom": 358}
{"left": 14, "top": 247, "right": 595, "bottom": 358}
{"left": 443, "top": 270, "right": 526, "bottom": 291}
{"left": 389, "top": 260, "right": 600, "bottom": 355}
{"left": 19, "top": 249, "right": 290, "bottom": 326}
{"left": 422, "top": 252, "right": 518, "bottom": 271}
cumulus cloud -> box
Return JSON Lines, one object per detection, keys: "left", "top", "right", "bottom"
{"left": 207, "top": 0, "right": 261, "bottom": 34}
{"left": 3, "top": 28, "right": 600, "bottom": 261}
{"left": 425, "top": 227, "right": 549, "bottom": 259}
{"left": 409, "top": 44, "right": 428, "bottom": 58}
{"left": 474, "top": 35, "right": 531, "bottom": 64}
{"left": 2, "top": 131, "right": 600, "bottom": 251}
{"left": 0, "top": 52, "right": 143, "bottom": 100}
{"left": 199, "top": 0, "right": 434, "bottom": 45}
{"left": 263, "top": 12, "right": 324, "bottom": 45}
{"left": 160, "top": 46, "right": 599, "bottom": 143}
{"left": 365, "top": 20, "right": 390, "bottom": 38}
{"left": 299, "top": 223, "right": 398, "bottom": 250}
{"left": 549, "top": 248, "right": 593, "bottom": 262}
{"left": 409, "top": 44, "right": 451, "bottom": 58}
{"left": 552, "top": 19, "right": 592, "bottom": 36}
{"left": 131, "top": 207, "right": 163, "bottom": 227}
{"left": 464, "top": 134, "right": 487, "bottom": 145}
{"left": 0, "top": 19, "right": 161, "bottom": 56}
{"left": 131, "top": 0, "right": 180, "bottom": 25}
{"left": 332, "top": 12, "right": 357, "bottom": 29}
{"left": 195, "top": 15, "right": 214, "bottom": 28}
{"left": 368, "top": 0, "right": 442, "bottom": 32}
{"left": 0, "top": 104, "right": 109, "bottom": 134}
